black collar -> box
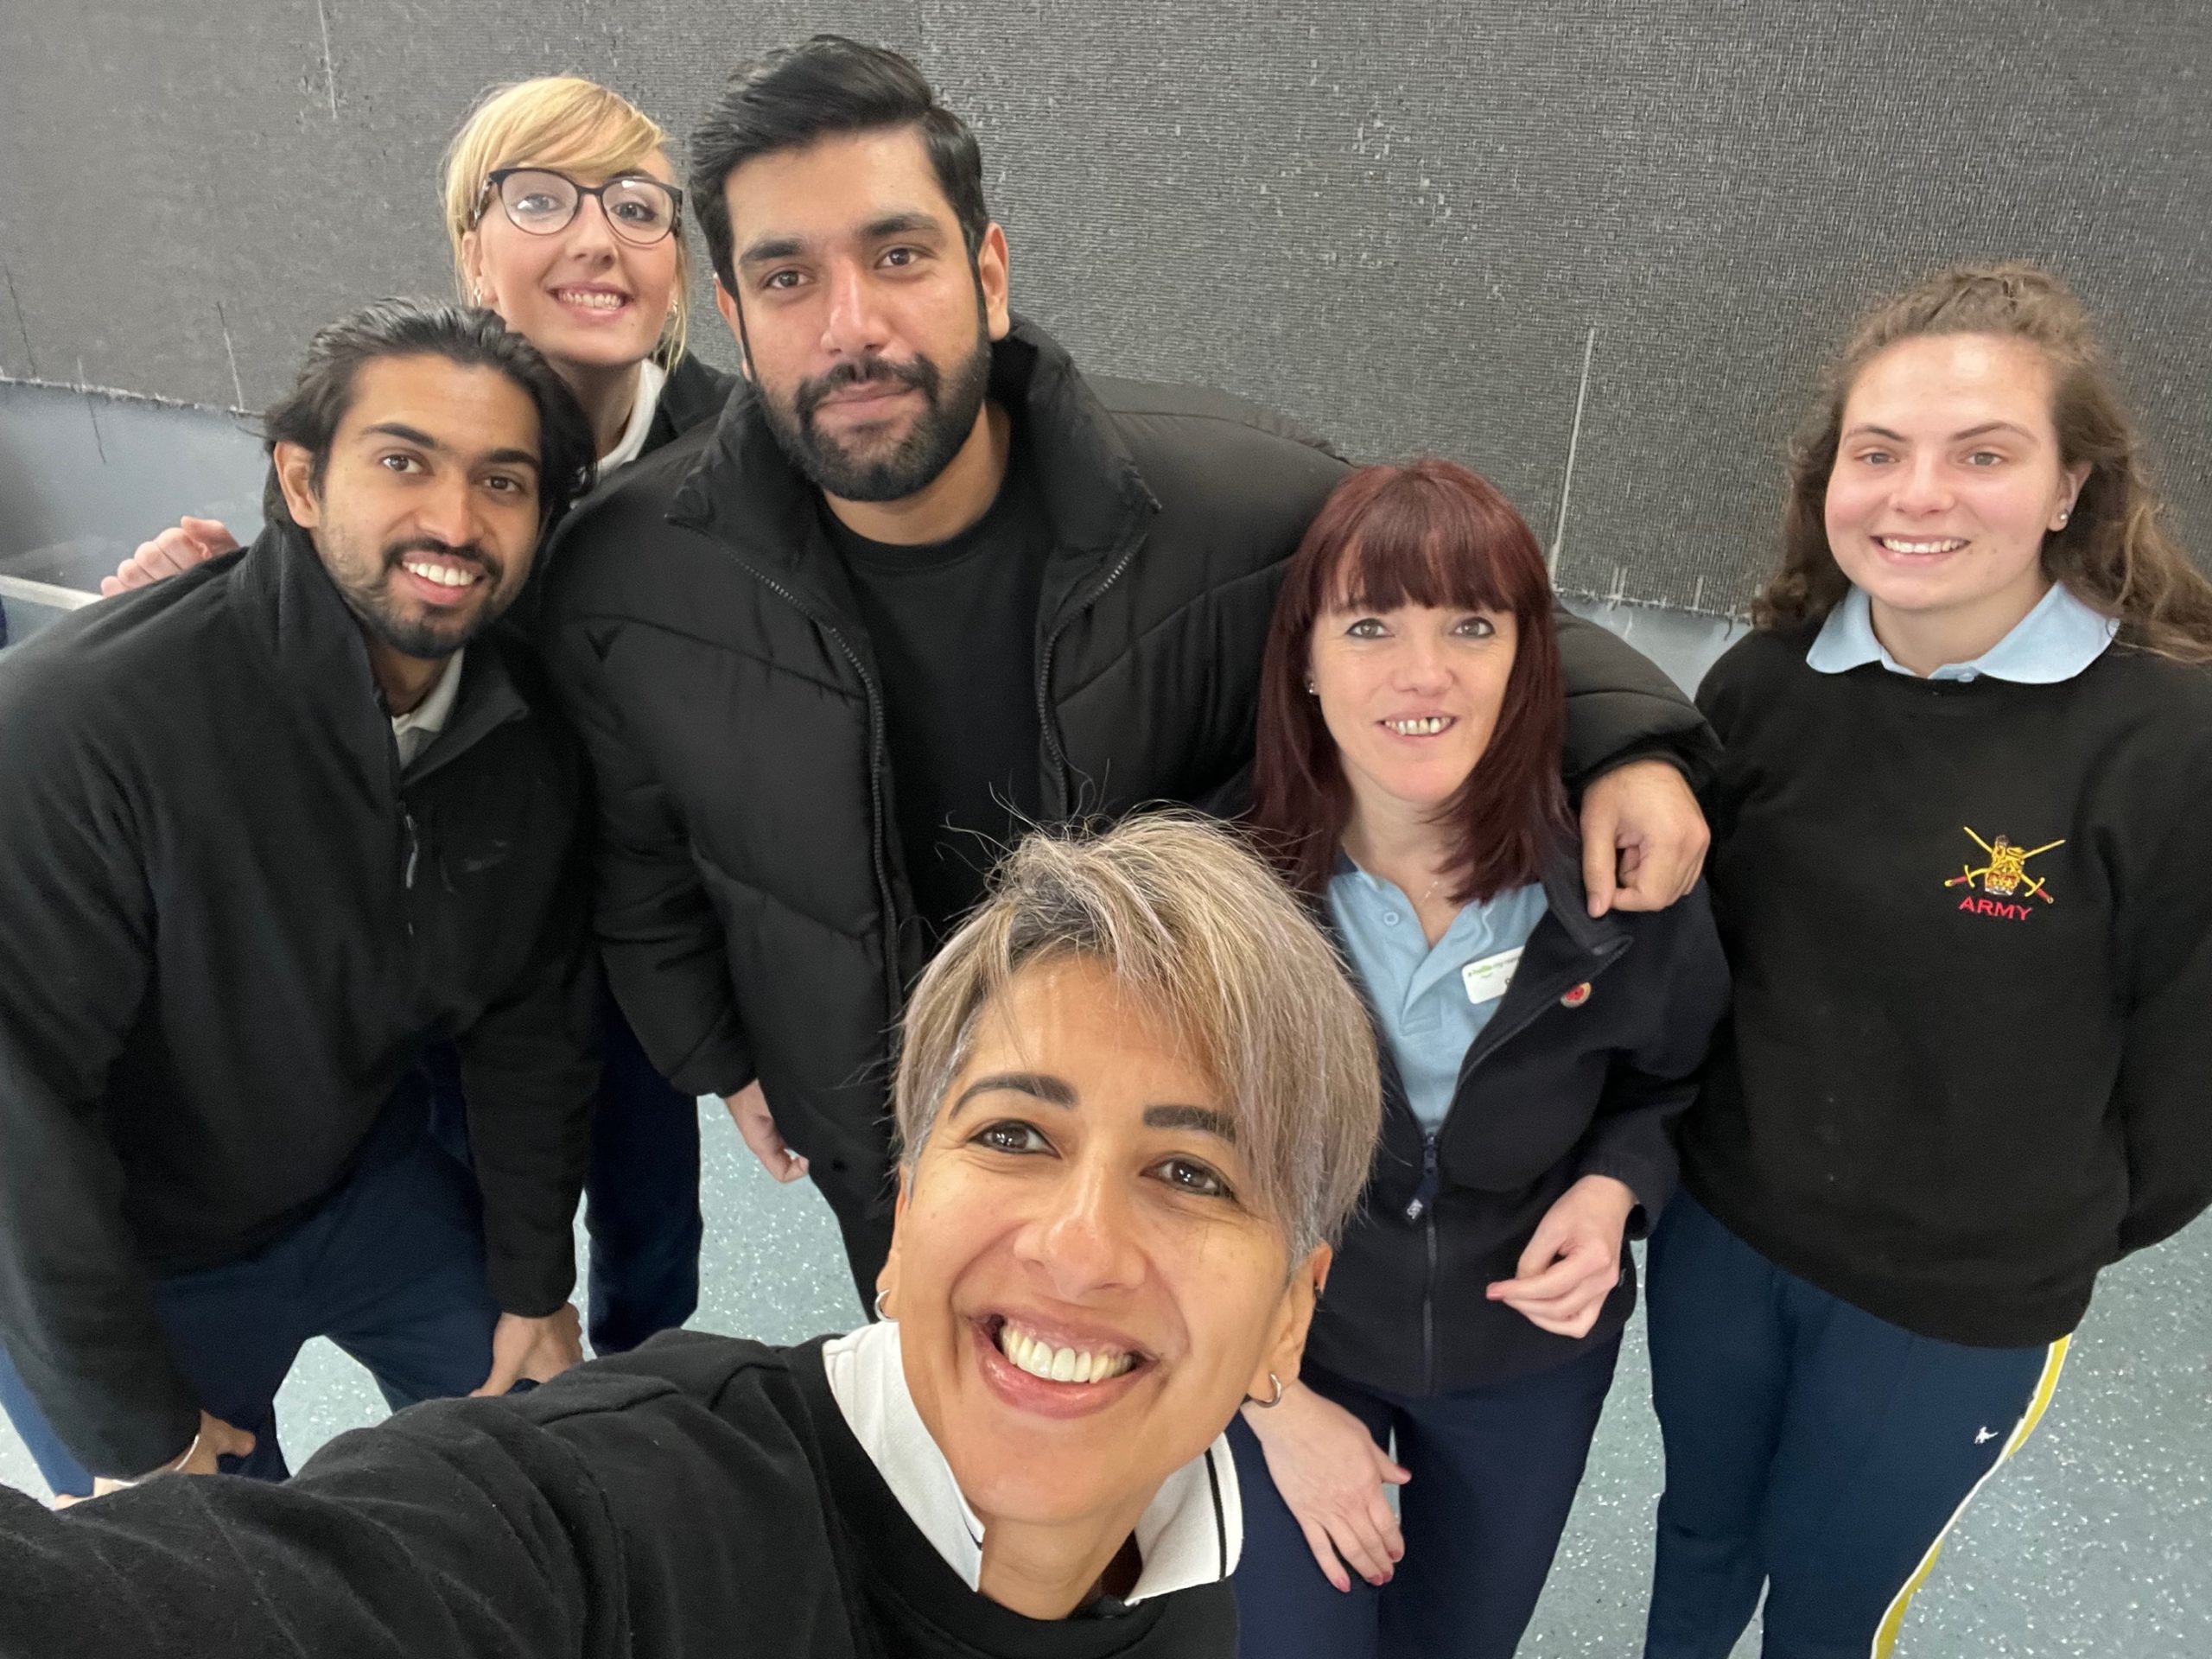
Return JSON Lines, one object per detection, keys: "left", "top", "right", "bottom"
{"left": 664, "top": 315, "right": 1160, "bottom": 629}
{"left": 231, "top": 522, "right": 530, "bottom": 790}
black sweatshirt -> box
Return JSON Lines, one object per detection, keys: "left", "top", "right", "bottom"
{"left": 0, "top": 527, "right": 598, "bottom": 1478}
{"left": 0, "top": 1332, "right": 1237, "bottom": 1659}
{"left": 1682, "top": 626, "right": 2212, "bottom": 1346}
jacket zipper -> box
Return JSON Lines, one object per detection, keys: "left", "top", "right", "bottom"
{"left": 1414, "top": 1134, "right": 1440, "bottom": 1393}
{"left": 1401, "top": 934, "right": 1631, "bottom": 1396}
{"left": 722, "top": 556, "right": 904, "bottom": 1020}
{"left": 1034, "top": 523, "right": 1147, "bottom": 812}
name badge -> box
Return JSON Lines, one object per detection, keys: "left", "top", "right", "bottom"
{"left": 1460, "top": 947, "right": 1522, "bottom": 1005}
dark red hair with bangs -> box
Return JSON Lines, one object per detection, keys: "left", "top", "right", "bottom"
{"left": 1249, "top": 458, "right": 1569, "bottom": 902}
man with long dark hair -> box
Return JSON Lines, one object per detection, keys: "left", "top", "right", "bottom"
{"left": 540, "top": 35, "right": 1718, "bottom": 1300}
{"left": 0, "top": 300, "right": 601, "bottom": 1502}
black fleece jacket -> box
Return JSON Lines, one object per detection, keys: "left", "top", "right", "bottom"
{"left": 538, "top": 315, "right": 1717, "bottom": 1274}
{"left": 1305, "top": 857, "right": 1729, "bottom": 1398}
{"left": 0, "top": 1332, "right": 1236, "bottom": 1659}
{"left": 0, "top": 527, "right": 597, "bottom": 1478}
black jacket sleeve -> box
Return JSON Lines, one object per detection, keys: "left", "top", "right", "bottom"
{"left": 1555, "top": 606, "right": 1719, "bottom": 789}
{"left": 0, "top": 687, "right": 200, "bottom": 1478}
{"left": 454, "top": 816, "right": 601, "bottom": 1318}
{"left": 2113, "top": 739, "right": 2212, "bottom": 1254}
{"left": 0, "top": 1341, "right": 841, "bottom": 1659}
{"left": 540, "top": 613, "right": 755, "bottom": 1100}
{"left": 1573, "top": 882, "right": 1732, "bottom": 1232}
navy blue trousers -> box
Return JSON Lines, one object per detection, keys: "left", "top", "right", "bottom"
{"left": 1643, "top": 1192, "right": 2069, "bottom": 1659}
{"left": 428, "top": 993, "right": 701, "bottom": 1356}
{"left": 0, "top": 1101, "right": 499, "bottom": 1497}
{"left": 1230, "top": 1336, "right": 1620, "bottom": 1659}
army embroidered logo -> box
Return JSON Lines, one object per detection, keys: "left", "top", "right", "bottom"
{"left": 1944, "top": 826, "right": 2062, "bottom": 920}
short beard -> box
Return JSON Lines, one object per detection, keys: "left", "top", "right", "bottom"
{"left": 761, "top": 323, "right": 994, "bottom": 504}
{"left": 326, "top": 532, "right": 511, "bottom": 661}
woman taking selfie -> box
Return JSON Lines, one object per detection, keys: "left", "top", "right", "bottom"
{"left": 1235, "top": 459, "right": 1729, "bottom": 1658}
{"left": 1643, "top": 264, "right": 2212, "bottom": 1658}
{"left": 0, "top": 815, "right": 1382, "bottom": 1657}
{"left": 99, "top": 76, "right": 734, "bottom": 1366}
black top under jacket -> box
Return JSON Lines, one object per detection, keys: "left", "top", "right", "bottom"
{"left": 0, "top": 525, "right": 597, "bottom": 1478}
{"left": 823, "top": 423, "right": 1055, "bottom": 940}
{"left": 0, "top": 1332, "right": 1238, "bottom": 1659}
{"left": 537, "top": 314, "right": 1717, "bottom": 1268}
{"left": 1305, "top": 855, "right": 1730, "bottom": 1398}
{"left": 1682, "top": 625, "right": 2212, "bottom": 1347}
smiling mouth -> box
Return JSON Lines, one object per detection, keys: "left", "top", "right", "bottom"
{"left": 552, "top": 286, "right": 629, "bottom": 313}
{"left": 1873, "top": 536, "right": 1969, "bottom": 556}
{"left": 986, "top": 1315, "right": 1144, "bottom": 1385}
{"left": 401, "top": 558, "right": 484, "bottom": 590}
{"left": 1382, "top": 715, "right": 1455, "bottom": 736}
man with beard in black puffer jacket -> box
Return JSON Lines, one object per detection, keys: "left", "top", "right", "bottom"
{"left": 539, "top": 37, "right": 1718, "bottom": 1299}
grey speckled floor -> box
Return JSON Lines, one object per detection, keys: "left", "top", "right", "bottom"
{"left": 4, "top": 1103, "right": 2206, "bottom": 1656}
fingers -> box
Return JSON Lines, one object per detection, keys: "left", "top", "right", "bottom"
{"left": 471, "top": 1349, "right": 524, "bottom": 1398}
{"left": 1297, "top": 1516, "right": 1355, "bottom": 1594}
{"left": 727, "top": 1084, "right": 810, "bottom": 1182}
{"left": 179, "top": 516, "right": 239, "bottom": 554}
{"left": 1580, "top": 806, "right": 1619, "bottom": 918}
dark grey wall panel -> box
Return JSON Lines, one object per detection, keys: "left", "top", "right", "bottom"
{"left": 3, "top": 1, "right": 2205, "bottom": 611}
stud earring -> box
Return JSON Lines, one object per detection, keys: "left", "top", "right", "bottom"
{"left": 1305, "top": 680, "right": 1318, "bottom": 696}
{"left": 2055, "top": 509, "right": 2070, "bottom": 527}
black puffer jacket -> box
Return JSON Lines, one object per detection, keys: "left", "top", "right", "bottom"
{"left": 1305, "top": 857, "right": 1729, "bottom": 1399}
{"left": 539, "top": 316, "right": 1713, "bottom": 1262}
{"left": 0, "top": 526, "right": 596, "bottom": 1477}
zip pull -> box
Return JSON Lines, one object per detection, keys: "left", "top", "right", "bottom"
{"left": 400, "top": 804, "right": 421, "bottom": 891}
{"left": 1404, "top": 1134, "right": 1441, "bottom": 1224}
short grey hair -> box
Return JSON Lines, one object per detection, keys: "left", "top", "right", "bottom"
{"left": 893, "top": 813, "right": 1381, "bottom": 1260}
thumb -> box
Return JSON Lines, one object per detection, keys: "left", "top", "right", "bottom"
{"left": 1516, "top": 1217, "right": 1567, "bottom": 1281}
{"left": 471, "top": 1349, "right": 524, "bottom": 1398}
{"left": 1580, "top": 817, "right": 1618, "bottom": 918}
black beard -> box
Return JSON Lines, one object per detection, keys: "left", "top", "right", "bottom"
{"left": 334, "top": 537, "right": 508, "bottom": 660}
{"left": 761, "top": 331, "right": 994, "bottom": 504}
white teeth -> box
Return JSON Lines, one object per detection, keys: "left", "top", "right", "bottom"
{"left": 994, "top": 1322, "right": 1135, "bottom": 1385}
{"left": 557, "top": 289, "right": 625, "bottom": 310}
{"left": 1387, "top": 716, "right": 1448, "bottom": 736}
{"left": 1878, "top": 537, "right": 1967, "bottom": 555}
{"left": 404, "top": 561, "right": 480, "bottom": 588}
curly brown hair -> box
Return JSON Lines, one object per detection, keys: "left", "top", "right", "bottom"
{"left": 1758, "top": 262, "right": 2212, "bottom": 664}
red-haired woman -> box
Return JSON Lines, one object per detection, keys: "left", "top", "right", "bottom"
{"left": 1230, "top": 459, "right": 1729, "bottom": 1659}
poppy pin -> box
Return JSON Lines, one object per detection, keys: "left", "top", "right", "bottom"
{"left": 1560, "top": 982, "right": 1592, "bottom": 1008}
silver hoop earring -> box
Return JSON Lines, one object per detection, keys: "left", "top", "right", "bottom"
{"left": 873, "top": 1287, "right": 892, "bottom": 1322}
{"left": 1245, "top": 1371, "right": 1285, "bottom": 1408}
{"left": 470, "top": 285, "right": 485, "bottom": 306}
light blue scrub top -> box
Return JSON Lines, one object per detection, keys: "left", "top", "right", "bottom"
{"left": 1328, "top": 861, "right": 1548, "bottom": 1134}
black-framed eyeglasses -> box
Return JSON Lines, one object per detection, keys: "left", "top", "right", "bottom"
{"left": 476, "top": 168, "right": 683, "bottom": 246}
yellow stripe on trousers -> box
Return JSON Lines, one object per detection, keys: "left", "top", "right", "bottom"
{"left": 1869, "top": 1335, "right": 2071, "bottom": 1659}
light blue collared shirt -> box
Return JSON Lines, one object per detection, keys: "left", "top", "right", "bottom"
{"left": 1806, "top": 582, "right": 2117, "bottom": 683}
{"left": 1328, "top": 861, "right": 1548, "bottom": 1133}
